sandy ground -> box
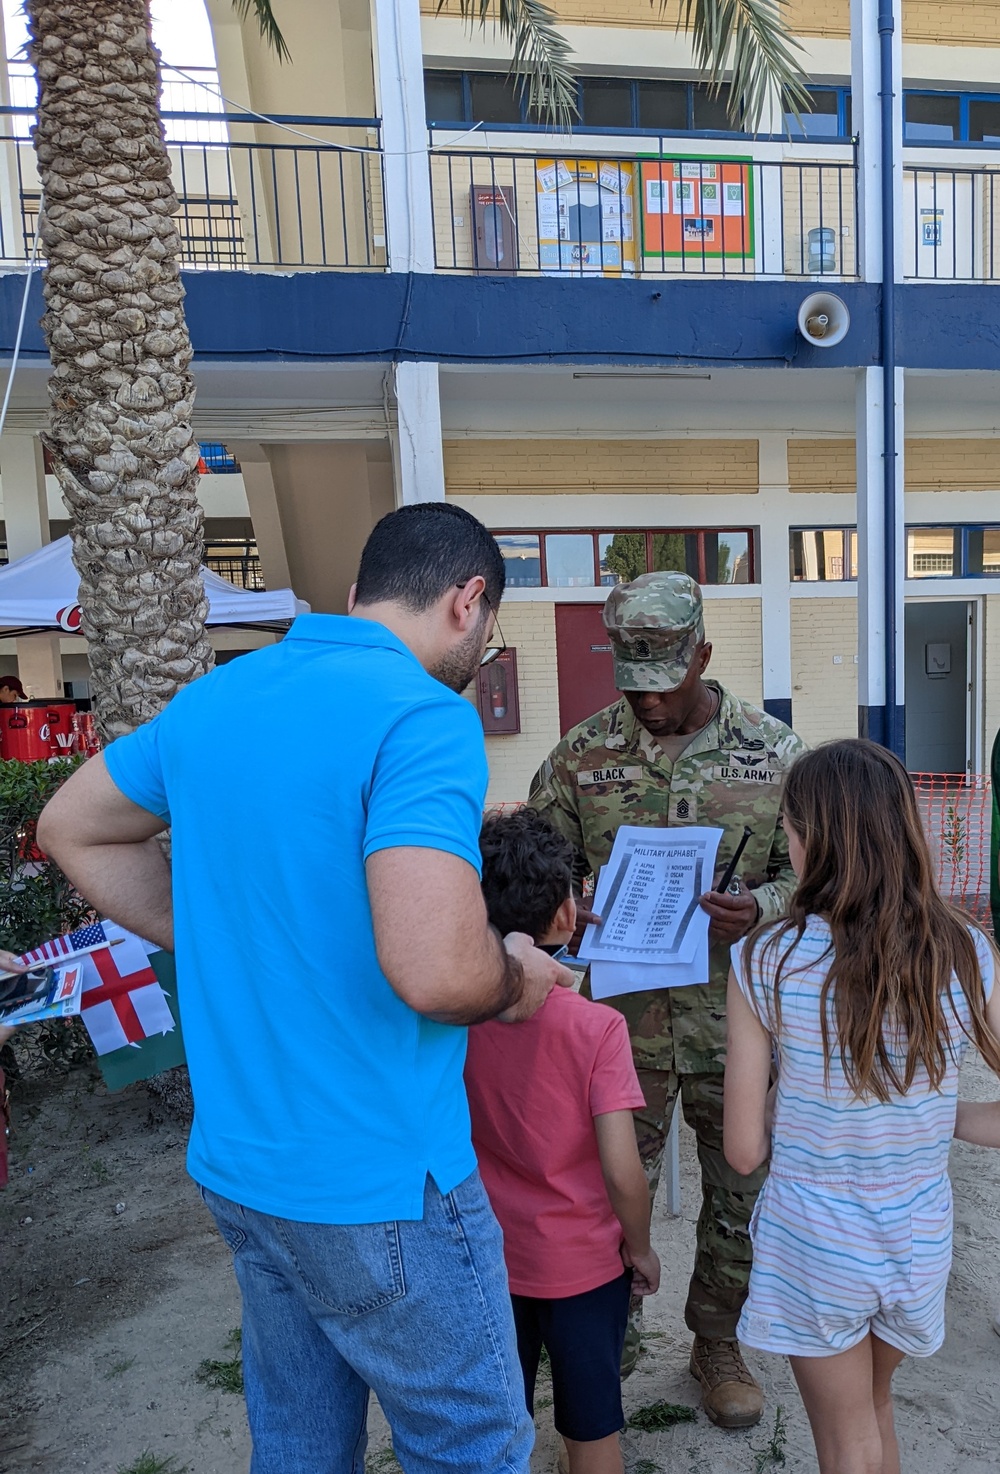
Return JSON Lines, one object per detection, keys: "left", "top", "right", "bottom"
{"left": 1, "top": 1056, "right": 999, "bottom": 1474}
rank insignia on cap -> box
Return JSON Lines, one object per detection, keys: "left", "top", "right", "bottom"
{"left": 634, "top": 637, "right": 651, "bottom": 658}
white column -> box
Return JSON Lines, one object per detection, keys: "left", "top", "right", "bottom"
{"left": 851, "top": 0, "right": 902, "bottom": 283}
{"left": 369, "top": 0, "right": 434, "bottom": 274}
{"left": 390, "top": 363, "right": 446, "bottom": 505}
{"left": 855, "top": 367, "right": 905, "bottom": 745}
{"left": 229, "top": 441, "right": 292, "bottom": 591}
{"left": 1, "top": 432, "right": 63, "bottom": 695}
{"left": 758, "top": 435, "right": 793, "bottom": 726}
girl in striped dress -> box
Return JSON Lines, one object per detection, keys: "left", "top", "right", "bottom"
{"left": 724, "top": 738, "right": 1000, "bottom": 1474}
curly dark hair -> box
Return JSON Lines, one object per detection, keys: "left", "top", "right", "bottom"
{"left": 479, "top": 809, "right": 574, "bottom": 942}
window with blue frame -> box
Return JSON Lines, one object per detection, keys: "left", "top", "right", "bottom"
{"left": 903, "top": 90, "right": 1000, "bottom": 143}
{"left": 907, "top": 526, "right": 1000, "bottom": 577}
{"left": 424, "top": 70, "right": 852, "bottom": 138}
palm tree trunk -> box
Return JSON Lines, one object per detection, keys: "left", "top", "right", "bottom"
{"left": 26, "top": 0, "right": 212, "bottom": 741}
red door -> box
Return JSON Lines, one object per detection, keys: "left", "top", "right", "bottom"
{"left": 555, "top": 604, "right": 620, "bottom": 735}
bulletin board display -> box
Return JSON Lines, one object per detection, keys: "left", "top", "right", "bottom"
{"left": 639, "top": 157, "right": 754, "bottom": 262}
{"left": 535, "top": 159, "right": 637, "bottom": 276}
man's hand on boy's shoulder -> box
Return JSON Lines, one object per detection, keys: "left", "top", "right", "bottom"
{"left": 496, "top": 933, "right": 575, "bottom": 1024}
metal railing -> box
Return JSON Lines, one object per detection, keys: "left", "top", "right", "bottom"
{"left": 6, "top": 60, "right": 228, "bottom": 143}
{"left": 0, "top": 106, "right": 386, "bottom": 271}
{"left": 904, "top": 165, "right": 1000, "bottom": 281}
{"left": 204, "top": 544, "right": 265, "bottom": 591}
{"left": 431, "top": 147, "right": 858, "bottom": 279}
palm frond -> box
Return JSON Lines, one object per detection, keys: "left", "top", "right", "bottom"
{"left": 442, "top": 0, "right": 578, "bottom": 128}
{"left": 677, "top": 0, "right": 810, "bottom": 130}
{"left": 230, "top": 0, "right": 291, "bottom": 63}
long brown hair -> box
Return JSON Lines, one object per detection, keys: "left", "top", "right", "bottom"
{"left": 743, "top": 739, "right": 1000, "bottom": 1101}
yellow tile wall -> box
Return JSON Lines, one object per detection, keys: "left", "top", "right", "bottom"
{"left": 788, "top": 438, "right": 1000, "bottom": 494}
{"left": 790, "top": 597, "right": 858, "bottom": 745}
{"left": 425, "top": 0, "right": 1000, "bottom": 42}
{"left": 788, "top": 438, "right": 856, "bottom": 493}
{"left": 703, "top": 598, "right": 764, "bottom": 706}
{"left": 465, "top": 602, "right": 562, "bottom": 805}
{"left": 444, "top": 439, "right": 759, "bottom": 494}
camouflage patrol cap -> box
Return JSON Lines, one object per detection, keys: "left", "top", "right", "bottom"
{"left": 602, "top": 572, "right": 705, "bottom": 692}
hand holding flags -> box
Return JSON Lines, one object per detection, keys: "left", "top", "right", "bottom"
{"left": 13, "top": 921, "right": 185, "bottom": 1090}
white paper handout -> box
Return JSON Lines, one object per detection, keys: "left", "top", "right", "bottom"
{"left": 578, "top": 826, "right": 723, "bottom": 998}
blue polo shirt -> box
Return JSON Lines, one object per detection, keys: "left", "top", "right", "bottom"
{"left": 104, "top": 614, "right": 488, "bottom": 1223}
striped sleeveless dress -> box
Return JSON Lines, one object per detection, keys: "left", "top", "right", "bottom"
{"left": 731, "top": 918, "right": 994, "bottom": 1357}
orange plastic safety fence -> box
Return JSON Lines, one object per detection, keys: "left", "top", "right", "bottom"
{"left": 912, "top": 774, "right": 993, "bottom": 928}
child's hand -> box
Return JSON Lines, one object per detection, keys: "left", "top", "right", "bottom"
{"left": 622, "top": 1242, "right": 660, "bottom": 1296}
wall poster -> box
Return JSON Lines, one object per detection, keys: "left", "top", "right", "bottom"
{"left": 639, "top": 156, "right": 754, "bottom": 263}
{"left": 535, "top": 159, "right": 637, "bottom": 276}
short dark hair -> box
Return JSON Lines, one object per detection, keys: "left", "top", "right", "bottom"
{"left": 479, "top": 809, "right": 574, "bottom": 943}
{"left": 354, "top": 503, "right": 505, "bottom": 613}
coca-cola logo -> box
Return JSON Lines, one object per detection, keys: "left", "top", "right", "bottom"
{"left": 56, "top": 605, "right": 82, "bottom": 632}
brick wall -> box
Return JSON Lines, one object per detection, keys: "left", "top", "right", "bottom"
{"left": 788, "top": 438, "right": 856, "bottom": 493}
{"left": 704, "top": 597, "right": 764, "bottom": 706}
{"left": 790, "top": 597, "right": 858, "bottom": 745}
{"left": 788, "top": 438, "right": 1000, "bottom": 494}
{"left": 444, "top": 439, "right": 759, "bottom": 495}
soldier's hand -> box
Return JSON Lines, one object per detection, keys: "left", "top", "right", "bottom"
{"left": 699, "top": 879, "right": 759, "bottom": 943}
{"left": 569, "top": 899, "right": 600, "bottom": 958}
{"left": 496, "top": 933, "right": 575, "bottom": 1024}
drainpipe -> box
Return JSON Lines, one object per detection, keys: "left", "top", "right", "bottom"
{"left": 879, "top": 0, "right": 902, "bottom": 757}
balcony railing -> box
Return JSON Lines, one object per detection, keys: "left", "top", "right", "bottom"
{"left": 0, "top": 107, "right": 387, "bottom": 271}
{"left": 430, "top": 147, "right": 858, "bottom": 279}
{"left": 904, "top": 165, "right": 1000, "bottom": 281}
{"left": 205, "top": 544, "right": 265, "bottom": 591}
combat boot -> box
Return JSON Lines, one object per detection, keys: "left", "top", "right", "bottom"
{"left": 688, "top": 1336, "right": 763, "bottom": 1428}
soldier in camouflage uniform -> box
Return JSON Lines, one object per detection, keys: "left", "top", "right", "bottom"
{"left": 529, "top": 572, "right": 806, "bottom": 1431}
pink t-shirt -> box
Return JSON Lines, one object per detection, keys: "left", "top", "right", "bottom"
{"left": 464, "top": 986, "right": 645, "bottom": 1298}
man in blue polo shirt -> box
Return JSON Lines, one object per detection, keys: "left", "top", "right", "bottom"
{"left": 38, "top": 503, "right": 570, "bottom": 1474}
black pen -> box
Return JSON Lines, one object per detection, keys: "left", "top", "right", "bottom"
{"left": 716, "top": 826, "right": 752, "bottom": 894}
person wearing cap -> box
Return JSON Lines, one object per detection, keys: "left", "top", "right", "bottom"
{"left": 0, "top": 676, "right": 26, "bottom": 704}
{"left": 529, "top": 572, "right": 806, "bottom": 1431}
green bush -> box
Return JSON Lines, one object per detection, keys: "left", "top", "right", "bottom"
{"left": 0, "top": 755, "right": 89, "bottom": 953}
{"left": 0, "top": 756, "right": 95, "bottom": 1075}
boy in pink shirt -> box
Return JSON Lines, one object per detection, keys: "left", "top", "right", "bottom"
{"left": 466, "top": 811, "right": 661, "bottom": 1474}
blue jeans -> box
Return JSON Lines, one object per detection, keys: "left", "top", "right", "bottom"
{"left": 199, "top": 1171, "right": 533, "bottom": 1474}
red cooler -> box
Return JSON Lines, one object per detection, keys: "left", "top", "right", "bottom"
{"left": 0, "top": 702, "right": 57, "bottom": 762}
{"left": 72, "top": 711, "right": 100, "bottom": 759}
{"left": 44, "top": 701, "right": 79, "bottom": 758}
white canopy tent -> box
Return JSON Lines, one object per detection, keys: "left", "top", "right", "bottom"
{"left": 0, "top": 536, "right": 309, "bottom": 635}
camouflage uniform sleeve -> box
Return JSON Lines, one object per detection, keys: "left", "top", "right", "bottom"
{"left": 527, "top": 753, "right": 591, "bottom": 888}
{"left": 749, "top": 726, "right": 808, "bottom": 925}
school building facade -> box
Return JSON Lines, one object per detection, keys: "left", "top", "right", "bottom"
{"left": 1, "top": 0, "right": 1000, "bottom": 800}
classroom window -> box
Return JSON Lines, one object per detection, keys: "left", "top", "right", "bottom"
{"left": 637, "top": 80, "right": 689, "bottom": 131}
{"left": 424, "top": 72, "right": 465, "bottom": 125}
{"left": 469, "top": 72, "right": 523, "bottom": 125}
{"left": 580, "top": 78, "right": 633, "bottom": 129}
{"left": 969, "top": 100, "right": 1000, "bottom": 143}
{"left": 904, "top": 93, "right": 960, "bottom": 142}
{"left": 967, "top": 527, "right": 1000, "bottom": 575}
{"left": 783, "top": 88, "right": 841, "bottom": 138}
{"left": 496, "top": 528, "right": 756, "bottom": 586}
{"left": 692, "top": 82, "right": 735, "bottom": 132}
{"left": 907, "top": 526, "right": 959, "bottom": 577}
{"left": 789, "top": 528, "right": 858, "bottom": 581}
{"left": 545, "top": 533, "right": 597, "bottom": 586}
{"left": 495, "top": 533, "right": 542, "bottom": 587}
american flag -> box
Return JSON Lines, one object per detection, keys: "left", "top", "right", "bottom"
{"left": 18, "top": 921, "right": 112, "bottom": 967}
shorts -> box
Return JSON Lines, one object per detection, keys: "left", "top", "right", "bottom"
{"left": 738, "top": 1171, "right": 953, "bottom": 1359}
{"left": 510, "top": 1269, "right": 632, "bottom": 1442}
